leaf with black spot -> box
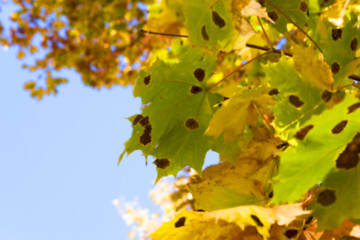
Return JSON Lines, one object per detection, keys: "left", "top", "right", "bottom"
{"left": 122, "top": 48, "right": 222, "bottom": 180}
{"left": 212, "top": 11, "right": 225, "bottom": 28}
{"left": 289, "top": 95, "right": 304, "bottom": 108}
{"left": 250, "top": 215, "right": 264, "bottom": 227}
{"left": 262, "top": 0, "right": 308, "bottom": 34}
{"left": 317, "top": 189, "right": 336, "bottom": 206}
{"left": 140, "top": 132, "right": 151, "bottom": 145}
{"left": 294, "top": 125, "right": 314, "bottom": 140}
{"left": 139, "top": 116, "right": 150, "bottom": 127}
{"left": 273, "top": 96, "right": 360, "bottom": 205}
{"left": 132, "top": 114, "right": 143, "bottom": 126}
{"left": 321, "top": 90, "right": 332, "bottom": 102}
{"left": 284, "top": 229, "right": 298, "bottom": 238}
{"left": 174, "top": 217, "right": 186, "bottom": 228}
{"left": 332, "top": 29, "right": 342, "bottom": 41}
{"left": 153, "top": 158, "right": 170, "bottom": 169}
{"left": 201, "top": 25, "right": 209, "bottom": 41}
{"left": 299, "top": 1, "right": 307, "bottom": 12}
{"left": 144, "top": 75, "right": 151, "bottom": 85}
{"left": 331, "top": 62, "right": 340, "bottom": 74}
{"left": 190, "top": 86, "right": 202, "bottom": 95}
{"left": 350, "top": 37, "right": 358, "bottom": 51}
{"left": 268, "top": 11, "right": 278, "bottom": 22}
{"left": 331, "top": 120, "right": 347, "bottom": 134}
{"left": 185, "top": 118, "right": 199, "bottom": 130}
{"left": 194, "top": 68, "right": 205, "bottom": 82}
{"left": 268, "top": 88, "right": 279, "bottom": 95}
{"left": 348, "top": 102, "right": 360, "bottom": 114}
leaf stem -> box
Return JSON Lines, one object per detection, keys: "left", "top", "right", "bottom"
{"left": 140, "top": 29, "right": 189, "bottom": 38}
{"left": 207, "top": 51, "right": 271, "bottom": 89}
{"left": 257, "top": 17, "right": 273, "bottom": 50}
{"left": 263, "top": 0, "right": 323, "bottom": 53}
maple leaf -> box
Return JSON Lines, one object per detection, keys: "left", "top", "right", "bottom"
{"left": 292, "top": 44, "right": 334, "bottom": 91}
{"left": 186, "top": 162, "right": 266, "bottom": 211}
{"left": 264, "top": 56, "right": 325, "bottom": 128}
{"left": 315, "top": 15, "right": 360, "bottom": 87}
{"left": 151, "top": 204, "right": 309, "bottom": 240}
{"left": 206, "top": 86, "right": 275, "bottom": 142}
{"left": 273, "top": 95, "right": 360, "bottom": 204}
{"left": 121, "top": 47, "right": 222, "bottom": 179}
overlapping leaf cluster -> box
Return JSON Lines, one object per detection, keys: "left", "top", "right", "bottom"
{"left": 119, "top": 0, "right": 360, "bottom": 238}
{"left": 3, "top": 0, "right": 360, "bottom": 239}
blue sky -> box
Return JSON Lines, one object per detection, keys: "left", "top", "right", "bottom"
{"left": 0, "top": 2, "right": 219, "bottom": 239}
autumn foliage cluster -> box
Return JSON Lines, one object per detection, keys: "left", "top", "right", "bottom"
{"left": 2, "top": 0, "right": 360, "bottom": 239}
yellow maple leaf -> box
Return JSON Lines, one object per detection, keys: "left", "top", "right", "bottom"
{"left": 206, "top": 87, "right": 275, "bottom": 142}
{"left": 292, "top": 45, "right": 334, "bottom": 91}
{"left": 186, "top": 162, "right": 265, "bottom": 211}
{"left": 151, "top": 204, "right": 309, "bottom": 240}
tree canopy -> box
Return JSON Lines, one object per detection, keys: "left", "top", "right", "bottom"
{"left": 2, "top": 0, "right": 360, "bottom": 239}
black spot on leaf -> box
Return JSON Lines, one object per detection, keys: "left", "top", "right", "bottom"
{"left": 194, "top": 68, "right": 205, "bottom": 82}
{"left": 284, "top": 229, "right": 298, "bottom": 238}
{"left": 250, "top": 215, "right": 264, "bottom": 227}
{"left": 190, "top": 86, "right": 203, "bottom": 95}
{"left": 196, "top": 209, "right": 205, "bottom": 212}
{"left": 276, "top": 142, "right": 289, "bottom": 151}
{"left": 140, "top": 132, "right": 151, "bottom": 145}
{"left": 317, "top": 189, "right": 336, "bottom": 206}
{"left": 153, "top": 158, "right": 170, "bottom": 169}
{"left": 257, "top": 0, "right": 265, "bottom": 6}
{"left": 336, "top": 151, "right": 359, "bottom": 170}
{"left": 348, "top": 102, "right": 360, "bottom": 114}
{"left": 336, "top": 133, "right": 360, "bottom": 169}
{"left": 201, "top": 25, "right": 209, "bottom": 41}
{"left": 331, "top": 62, "right": 340, "bottom": 74}
{"left": 139, "top": 116, "right": 150, "bottom": 127}
{"left": 212, "top": 11, "right": 225, "bottom": 28}
{"left": 305, "top": 216, "right": 313, "bottom": 225}
{"left": 185, "top": 118, "right": 199, "bottom": 130}
{"left": 268, "top": 88, "right": 279, "bottom": 95}
{"left": 321, "top": 90, "right": 332, "bottom": 102}
{"left": 331, "top": 120, "right": 348, "bottom": 134}
{"left": 144, "top": 75, "right": 151, "bottom": 85}
{"left": 332, "top": 29, "right": 342, "bottom": 41}
{"left": 289, "top": 95, "right": 304, "bottom": 108}
{"left": 175, "top": 217, "right": 186, "bottom": 228}
{"left": 132, "top": 114, "right": 143, "bottom": 125}
{"left": 294, "top": 125, "right": 314, "bottom": 140}
{"left": 144, "top": 124, "right": 152, "bottom": 134}
{"left": 268, "top": 191, "right": 273, "bottom": 198}
{"left": 351, "top": 37, "right": 358, "bottom": 51}
{"left": 268, "top": 11, "right": 278, "bottom": 22}
{"left": 299, "top": 1, "right": 308, "bottom": 12}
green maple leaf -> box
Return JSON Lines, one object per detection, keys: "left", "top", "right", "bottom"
{"left": 272, "top": 95, "right": 360, "bottom": 204}
{"left": 315, "top": 16, "right": 360, "bottom": 87}
{"left": 311, "top": 164, "right": 360, "bottom": 229}
{"left": 264, "top": 56, "right": 325, "bottom": 129}
{"left": 183, "top": 0, "right": 233, "bottom": 50}
{"left": 121, "top": 47, "right": 222, "bottom": 180}
{"left": 263, "top": 0, "right": 309, "bottom": 34}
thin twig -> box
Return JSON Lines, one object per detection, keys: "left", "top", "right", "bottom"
{"left": 207, "top": 51, "right": 271, "bottom": 89}
{"left": 140, "top": 29, "right": 189, "bottom": 38}
{"left": 257, "top": 17, "right": 273, "bottom": 50}
{"left": 246, "top": 43, "right": 293, "bottom": 57}
{"left": 263, "top": 0, "right": 323, "bottom": 53}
